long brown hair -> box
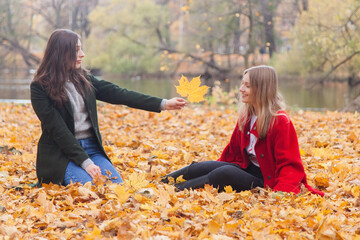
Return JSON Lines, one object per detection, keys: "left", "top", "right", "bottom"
{"left": 33, "top": 29, "right": 92, "bottom": 107}
{"left": 238, "top": 65, "right": 285, "bottom": 138}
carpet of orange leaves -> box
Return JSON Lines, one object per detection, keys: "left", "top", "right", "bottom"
{"left": 0, "top": 102, "right": 359, "bottom": 239}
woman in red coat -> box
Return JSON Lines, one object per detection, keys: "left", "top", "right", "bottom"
{"left": 162, "top": 65, "right": 324, "bottom": 196}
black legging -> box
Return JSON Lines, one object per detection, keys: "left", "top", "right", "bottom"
{"left": 162, "top": 161, "right": 264, "bottom": 192}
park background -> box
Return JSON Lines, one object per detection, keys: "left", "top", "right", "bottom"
{"left": 0, "top": 0, "right": 359, "bottom": 239}
{"left": 0, "top": 0, "right": 360, "bottom": 111}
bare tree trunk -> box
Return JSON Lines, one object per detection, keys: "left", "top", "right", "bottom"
{"left": 233, "top": 15, "right": 241, "bottom": 54}
{"left": 246, "top": 0, "right": 255, "bottom": 66}
{"left": 244, "top": 54, "right": 249, "bottom": 69}
{"left": 302, "top": 0, "right": 309, "bottom": 11}
{"left": 342, "top": 95, "right": 360, "bottom": 112}
{"left": 51, "top": 0, "right": 67, "bottom": 28}
{"left": 72, "top": 0, "right": 99, "bottom": 38}
{"left": 260, "top": 0, "right": 277, "bottom": 57}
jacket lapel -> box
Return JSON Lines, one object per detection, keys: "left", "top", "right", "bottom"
{"left": 250, "top": 119, "right": 259, "bottom": 138}
{"left": 83, "top": 89, "right": 96, "bottom": 125}
{"left": 63, "top": 100, "right": 74, "bottom": 119}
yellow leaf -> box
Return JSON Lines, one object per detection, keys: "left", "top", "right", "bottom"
{"left": 314, "top": 172, "right": 330, "bottom": 187}
{"left": 170, "top": 216, "right": 185, "bottom": 226}
{"left": 176, "top": 75, "right": 190, "bottom": 97}
{"left": 133, "top": 193, "right": 147, "bottom": 203}
{"left": 175, "top": 175, "right": 186, "bottom": 183}
{"left": 125, "top": 172, "right": 149, "bottom": 191}
{"left": 311, "top": 148, "right": 335, "bottom": 159}
{"left": 84, "top": 226, "right": 101, "bottom": 240}
{"left": 351, "top": 186, "right": 359, "bottom": 198}
{"left": 191, "top": 204, "right": 202, "bottom": 212}
{"left": 175, "top": 75, "right": 209, "bottom": 103}
{"left": 224, "top": 221, "right": 239, "bottom": 234}
{"left": 208, "top": 220, "right": 220, "bottom": 234}
{"left": 224, "top": 185, "right": 234, "bottom": 193}
{"left": 140, "top": 203, "right": 153, "bottom": 211}
{"left": 239, "top": 190, "right": 251, "bottom": 198}
{"left": 168, "top": 205, "right": 180, "bottom": 213}
{"left": 299, "top": 148, "right": 306, "bottom": 156}
{"left": 112, "top": 185, "right": 130, "bottom": 204}
{"left": 151, "top": 149, "right": 169, "bottom": 159}
{"left": 270, "top": 226, "right": 289, "bottom": 234}
{"left": 181, "top": 5, "right": 189, "bottom": 11}
{"left": 347, "top": 131, "right": 357, "bottom": 142}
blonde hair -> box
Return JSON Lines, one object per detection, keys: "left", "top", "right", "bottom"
{"left": 238, "top": 65, "right": 285, "bottom": 138}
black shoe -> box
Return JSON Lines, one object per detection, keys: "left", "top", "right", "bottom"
{"left": 175, "top": 175, "right": 209, "bottom": 191}
{"left": 161, "top": 165, "right": 191, "bottom": 184}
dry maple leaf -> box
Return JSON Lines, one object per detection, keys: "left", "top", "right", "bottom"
{"left": 110, "top": 185, "right": 130, "bottom": 204}
{"left": 175, "top": 75, "right": 209, "bottom": 103}
{"left": 124, "top": 172, "right": 149, "bottom": 191}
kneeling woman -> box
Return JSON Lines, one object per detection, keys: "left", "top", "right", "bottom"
{"left": 31, "top": 29, "right": 186, "bottom": 186}
{"left": 162, "top": 65, "right": 324, "bottom": 196}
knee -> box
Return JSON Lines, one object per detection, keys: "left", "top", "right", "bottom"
{"left": 208, "top": 165, "right": 239, "bottom": 183}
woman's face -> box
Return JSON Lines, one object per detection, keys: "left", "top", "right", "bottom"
{"left": 239, "top": 73, "right": 254, "bottom": 104}
{"left": 75, "top": 39, "right": 85, "bottom": 69}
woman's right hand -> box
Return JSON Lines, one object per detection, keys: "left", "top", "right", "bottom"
{"left": 165, "top": 97, "right": 187, "bottom": 110}
{"left": 85, "top": 163, "right": 101, "bottom": 179}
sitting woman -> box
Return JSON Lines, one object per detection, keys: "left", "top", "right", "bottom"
{"left": 31, "top": 29, "right": 186, "bottom": 186}
{"left": 162, "top": 65, "right": 324, "bottom": 196}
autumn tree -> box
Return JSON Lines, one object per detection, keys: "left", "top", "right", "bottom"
{"left": 274, "top": 0, "right": 360, "bottom": 84}
{"left": 273, "top": 0, "right": 360, "bottom": 111}
{"left": 86, "top": 0, "right": 278, "bottom": 77}
{"left": 181, "top": 0, "right": 258, "bottom": 75}
{"left": 0, "top": 0, "right": 40, "bottom": 69}
{"left": 0, "top": 0, "right": 98, "bottom": 70}
{"left": 29, "top": 0, "right": 98, "bottom": 39}
{"left": 86, "top": 0, "right": 173, "bottom": 75}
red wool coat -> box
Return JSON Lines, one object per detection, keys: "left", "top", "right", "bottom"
{"left": 217, "top": 111, "right": 324, "bottom": 196}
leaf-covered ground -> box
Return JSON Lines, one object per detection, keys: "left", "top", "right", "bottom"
{"left": 0, "top": 102, "right": 359, "bottom": 239}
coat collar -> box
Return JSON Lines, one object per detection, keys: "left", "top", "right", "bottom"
{"left": 63, "top": 100, "right": 74, "bottom": 118}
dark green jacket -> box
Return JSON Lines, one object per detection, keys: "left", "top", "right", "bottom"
{"left": 30, "top": 74, "right": 163, "bottom": 185}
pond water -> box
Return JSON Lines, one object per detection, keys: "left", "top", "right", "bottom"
{"left": 0, "top": 71, "right": 359, "bottom": 111}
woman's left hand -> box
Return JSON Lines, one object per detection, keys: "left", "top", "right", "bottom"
{"left": 165, "top": 97, "right": 187, "bottom": 110}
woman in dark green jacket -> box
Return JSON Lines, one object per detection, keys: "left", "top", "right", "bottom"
{"left": 31, "top": 29, "right": 186, "bottom": 186}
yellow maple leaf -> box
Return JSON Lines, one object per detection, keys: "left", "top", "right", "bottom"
{"left": 175, "top": 175, "right": 186, "bottom": 183}
{"left": 224, "top": 185, "right": 234, "bottom": 193}
{"left": 175, "top": 75, "right": 209, "bottom": 103}
{"left": 181, "top": 5, "right": 190, "bottom": 12}
{"left": 84, "top": 226, "right": 101, "bottom": 240}
{"left": 124, "top": 172, "right": 149, "bottom": 191}
{"left": 351, "top": 186, "right": 359, "bottom": 198}
{"left": 112, "top": 185, "right": 130, "bottom": 204}
{"left": 208, "top": 219, "right": 220, "bottom": 234}
{"left": 314, "top": 172, "right": 330, "bottom": 188}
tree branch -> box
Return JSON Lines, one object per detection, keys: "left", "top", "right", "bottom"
{"left": 158, "top": 47, "right": 230, "bottom": 74}
{"left": 121, "top": 30, "right": 229, "bottom": 73}
{"left": 309, "top": 50, "right": 360, "bottom": 88}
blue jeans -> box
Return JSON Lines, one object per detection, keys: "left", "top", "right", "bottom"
{"left": 64, "top": 138, "right": 123, "bottom": 185}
